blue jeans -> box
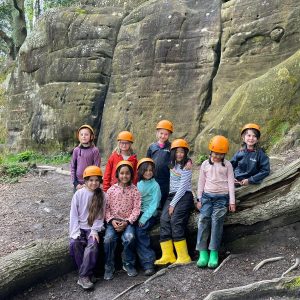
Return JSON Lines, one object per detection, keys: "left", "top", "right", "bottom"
{"left": 104, "top": 224, "right": 136, "bottom": 271}
{"left": 135, "top": 216, "right": 157, "bottom": 270}
{"left": 196, "top": 192, "right": 229, "bottom": 251}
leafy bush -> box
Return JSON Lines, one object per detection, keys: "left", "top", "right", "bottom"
{"left": 195, "top": 154, "right": 208, "bottom": 165}
{"left": 17, "top": 150, "right": 37, "bottom": 162}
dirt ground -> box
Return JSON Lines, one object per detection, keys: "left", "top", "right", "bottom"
{"left": 1, "top": 149, "right": 300, "bottom": 299}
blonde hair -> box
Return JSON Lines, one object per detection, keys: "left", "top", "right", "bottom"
{"left": 113, "top": 141, "right": 134, "bottom": 155}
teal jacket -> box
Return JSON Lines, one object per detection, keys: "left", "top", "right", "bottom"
{"left": 137, "top": 178, "right": 161, "bottom": 225}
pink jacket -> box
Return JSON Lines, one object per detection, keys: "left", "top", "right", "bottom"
{"left": 105, "top": 184, "right": 141, "bottom": 224}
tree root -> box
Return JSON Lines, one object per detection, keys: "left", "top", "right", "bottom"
{"left": 213, "top": 254, "right": 241, "bottom": 273}
{"left": 112, "top": 282, "right": 144, "bottom": 300}
{"left": 203, "top": 276, "right": 300, "bottom": 300}
{"left": 253, "top": 256, "right": 284, "bottom": 271}
{"left": 281, "top": 258, "right": 300, "bottom": 277}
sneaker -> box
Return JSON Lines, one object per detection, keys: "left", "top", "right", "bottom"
{"left": 144, "top": 268, "right": 155, "bottom": 276}
{"left": 77, "top": 276, "right": 94, "bottom": 290}
{"left": 123, "top": 264, "right": 138, "bottom": 277}
{"left": 104, "top": 268, "right": 115, "bottom": 280}
{"left": 89, "top": 275, "right": 98, "bottom": 283}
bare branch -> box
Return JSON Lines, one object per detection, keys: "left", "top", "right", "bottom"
{"left": 253, "top": 256, "right": 284, "bottom": 271}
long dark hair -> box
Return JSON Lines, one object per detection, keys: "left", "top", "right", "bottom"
{"left": 116, "top": 164, "right": 134, "bottom": 186}
{"left": 138, "top": 162, "right": 155, "bottom": 181}
{"left": 170, "top": 147, "right": 189, "bottom": 169}
{"left": 85, "top": 176, "right": 105, "bottom": 226}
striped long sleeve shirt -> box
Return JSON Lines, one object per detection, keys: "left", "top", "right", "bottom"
{"left": 169, "top": 163, "right": 192, "bottom": 207}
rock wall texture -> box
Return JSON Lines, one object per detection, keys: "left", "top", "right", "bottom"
{"left": 5, "top": 0, "right": 300, "bottom": 157}
{"left": 7, "top": 6, "right": 125, "bottom": 151}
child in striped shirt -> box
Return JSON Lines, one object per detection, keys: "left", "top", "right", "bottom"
{"left": 155, "top": 139, "right": 194, "bottom": 266}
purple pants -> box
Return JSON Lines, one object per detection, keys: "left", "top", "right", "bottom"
{"left": 70, "top": 229, "right": 99, "bottom": 277}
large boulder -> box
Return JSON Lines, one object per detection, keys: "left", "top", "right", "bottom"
{"left": 99, "top": 0, "right": 222, "bottom": 157}
{"left": 7, "top": 6, "right": 126, "bottom": 151}
{"left": 195, "top": 49, "right": 300, "bottom": 155}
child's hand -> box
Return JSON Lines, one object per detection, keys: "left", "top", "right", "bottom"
{"left": 138, "top": 222, "right": 144, "bottom": 227}
{"left": 112, "top": 220, "right": 120, "bottom": 229}
{"left": 234, "top": 179, "right": 241, "bottom": 185}
{"left": 91, "top": 233, "right": 99, "bottom": 243}
{"left": 117, "top": 221, "right": 128, "bottom": 231}
{"left": 184, "top": 160, "right": 193, "bottom": 170}
{"left": 229, "top": 204, "right": 236, "bottom": 212}
{"left": 76, "top": 184, "right": 84, "bottom": 190}
{"left": 240, "top": 179, "right": 249, "bottom": 186}
{"left": 168, "top": 206, "right": 174, "bottom": 216}
{"left": 196, "top": 202, "right": 202, "bottom": 211}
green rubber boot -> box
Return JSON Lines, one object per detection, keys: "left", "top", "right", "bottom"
{"left": 208, "top": 250, "right": 219, "bottom": 268}
{"left": 196, "top": 250, "right": 209, "bottom": 268}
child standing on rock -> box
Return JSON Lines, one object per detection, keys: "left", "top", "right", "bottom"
{"left": 69, "top": 166, "right": 105, "bottom": 290}
{"left": 136, "top": 158, "right": 161, "bottom": 276}
{"left": 71, "top": 125, "right": 101, "bottom": 192}
{"left": 103, "top": 131, "right": 138, "bottom": 192}
{"left": 104, "top": 161, "right": 141, "bottom": 280}
{"left": 155, "top": 139, "right": 194, "bottom": 266}
{"left": 147, "top": 120, "right": 173, "bottom": 208}
{"left": 196, "top": 136, "right": 235, "bottom": 269}
{"left": 231, "top": 123, "right": 270, "bottom": 186}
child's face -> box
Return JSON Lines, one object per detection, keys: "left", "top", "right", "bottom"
{"left": 156, "top": 129, "right": 171, "bottom": 144}
{"left": 175, "top": 148, "right": 185, "bottom": 162}
{"left": 86, "top": 176, "right": 101, "bottom": 191}
{"left": 79, "top": 128, "right": 92, "bottom": 144}
{"left": 119, "top": 140, "right": 131, "bottom": 153}
{"left": 143, "top": 164, "right": 154, "bottom": 180}
{"left": 211, "top": 152, "right": 224, "bottom": 163}
{"left": 118, "top": 166, "right": 132, "bottom": 185}
{"left": 243, "top": 129, "right": 258, "bottom": 149}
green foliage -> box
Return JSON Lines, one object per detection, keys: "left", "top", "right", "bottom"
{"left": 195, "top": 154, "right": 208, "bottom": 165}
{"left": 0, "top": 150, "right": 71, "bottom": 183}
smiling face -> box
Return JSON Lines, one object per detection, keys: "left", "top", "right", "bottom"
{"left": 78, "top": 128, "right": 93, "bottom": 144}
{"left": 211, "top": 151, "right": 225, "bottom": 163}
{"left": 85, "top": 176, "right": 101, "bottom": 191}
{"left": 142, "top": 164, "right": 154, "bottom": 180}
{"left": 119, "top": 140, "right": 132, "bottom": 154}
{"left": 242, "top": 129, "right": 259, "bottom": 149}
{"left": 175, "top": 147, "right": 185, "bottom": 163}
{"left": 117, "top": 165, "right": 132, "bottom": 186}
{"left": 156, "top": 129, "right": 171, "bottom": 144}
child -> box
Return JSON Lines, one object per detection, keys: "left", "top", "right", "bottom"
{"left": 155, "top": 139, "right": 194, "bottom": 266}
{"left": 136, "top": 158, "right": 161, "bottom": 276}
{"left": 231, "top": 123, "right": 270, "bottom": 186}
{"left": 104, "top": 160, "right": 141, "bottom": 280}
{"left": 103, "top": 131, "right": 138, "bottom": 192}
{"left": 147, "top": 120, "right": 173, "bottom": 208}
{"left": 69, "top": 166, "right": 105, "bottom": 290}
{"left": 71, "top": 125, "right": 101, "bottom": 192}
{"left": 196, "top": 135, "right": 235, "bottom": 269}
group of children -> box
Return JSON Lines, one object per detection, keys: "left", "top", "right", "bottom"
{"left": 69, "top": 121, "right": 270, "bottom": 289}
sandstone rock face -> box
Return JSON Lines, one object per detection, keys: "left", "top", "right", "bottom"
{"left": 7, "top": 6, "right": 126, "bottom": 151}
{"left": 195, "top": 0, "right": 300, "bottom": 154}
{"left": 99, "top": 0, "right": 222, "bottom": 157}
{"left": 195, "top": 49, "right": 300, "bottom": 156}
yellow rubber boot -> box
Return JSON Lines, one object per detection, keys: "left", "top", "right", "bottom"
{"left": 154, "top": 240, "right": 176, "bottom": 265}
{"left": 173, "top": 240, "right": 191, "bottom": 264}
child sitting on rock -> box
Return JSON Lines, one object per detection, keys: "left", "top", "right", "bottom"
{"left": 231, "top": 123, "right": 270, "bottom": 186}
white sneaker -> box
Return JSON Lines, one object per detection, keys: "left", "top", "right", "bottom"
{"left": 77, "top": 276, "right": 94, "bottom": 290}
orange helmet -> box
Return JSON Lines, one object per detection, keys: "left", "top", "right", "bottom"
{"left": 83, "top": 166, "right": 103, "bottom": 178}
{"left": 77, "top": 124, "right": 94, "bottom": 141}
{"left": 117, "top": 131, "right": 134, "bottom": 143}
{"left": 116, "top": 160, "right": 134, "bottom": 171}
{"left": 241, "top": 123, "right": 261, "bottom": 137}
{"left": 208, "top": 136, "right": 229, "bottom": 154}
{"left": 156, "top": 120, "right": 174, "bottom": 133}
{"left": 137, "top": 158, "right": 155, "bottom": 169}
{"left": 171, "top": 139, "right": 190, "bottom": 150}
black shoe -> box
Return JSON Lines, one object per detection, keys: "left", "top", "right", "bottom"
{"left": 144, "top": 268, "right": 155, "bottom": 276}
{"left": 104, "top": 268, "right": 114, "bottom": 280}
{"left": 123, "top": 264, "right": 138, "bottom": 277}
